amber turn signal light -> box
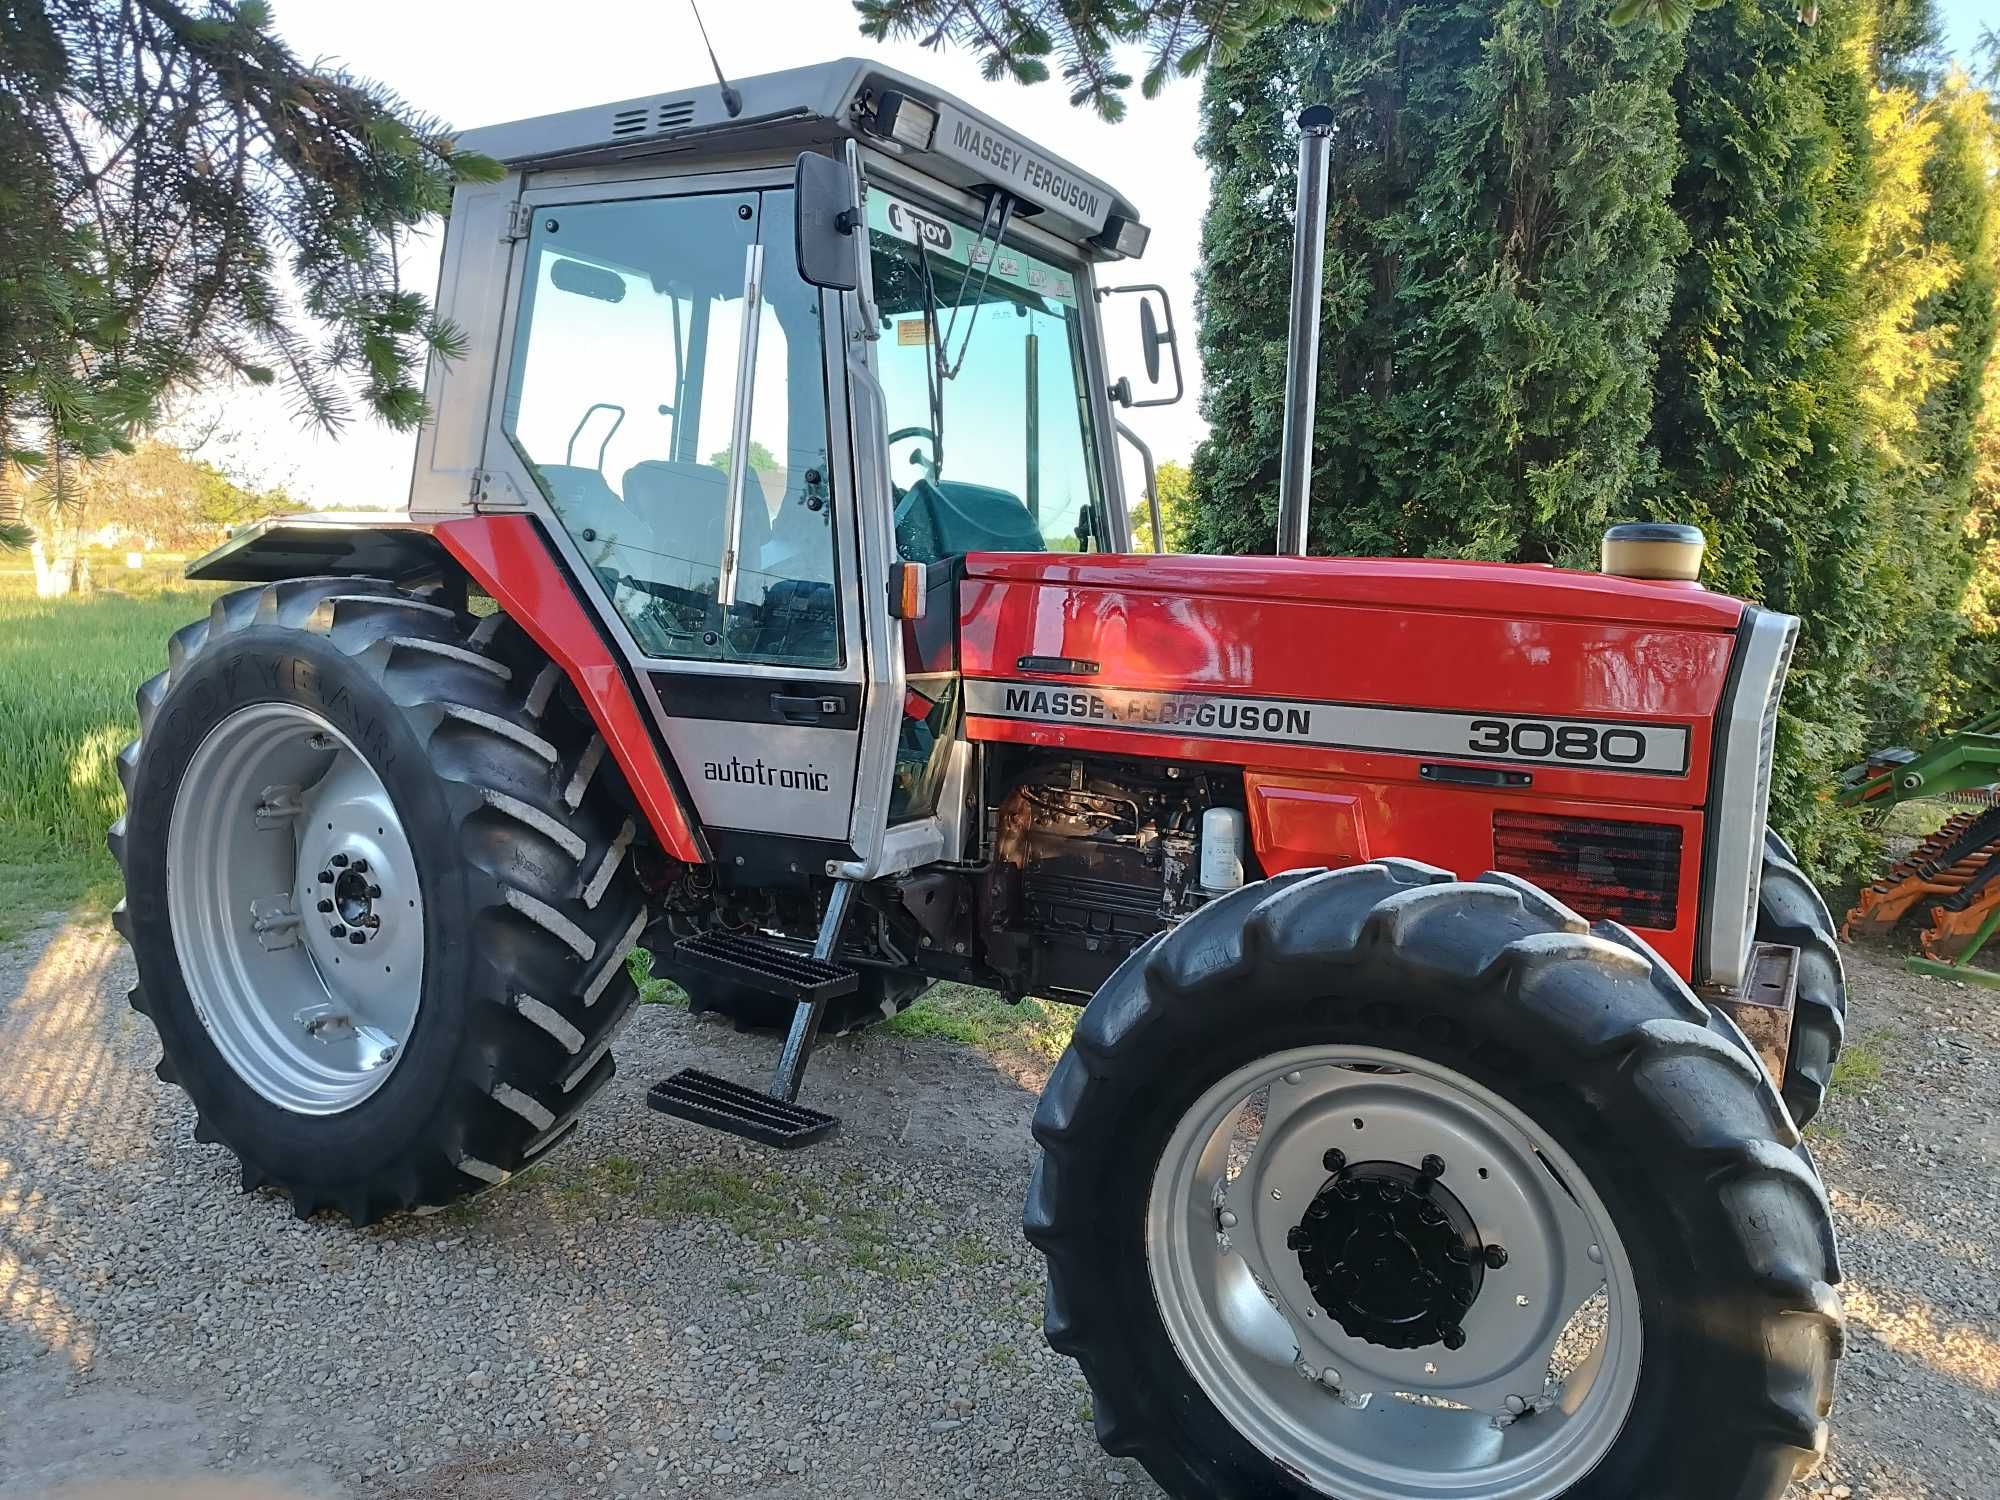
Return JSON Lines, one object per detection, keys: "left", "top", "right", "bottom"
{"left": 890, "top": 561, "right": 927, "bottom": 619}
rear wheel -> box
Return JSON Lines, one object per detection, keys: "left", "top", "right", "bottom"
{"left": 1027, "top": 861, "right": 1843, "bottom": 1500}
{"left": 109, "top": 577, "right": 650, "bottom": 1223}
{"left": 1759, "top": 828, "right": 1847, "bottom": 1128}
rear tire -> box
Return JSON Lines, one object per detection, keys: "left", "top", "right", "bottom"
{"left": 1026, "top": 861, "right": 1843, "bottom": 1500}
{"left": 109, "top": 577, "right": 649, "bottom": 1223}
{"left": 1758, "top": 829, "right": 1847, "bottom": 1128}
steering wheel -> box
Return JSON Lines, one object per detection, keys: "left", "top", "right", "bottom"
{"left": 886, "top": 425, "right": 940, "bottom": 484}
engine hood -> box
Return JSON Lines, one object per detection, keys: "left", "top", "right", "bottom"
{"left": 960, "top": 552, "right": 1747, "bottom": 631}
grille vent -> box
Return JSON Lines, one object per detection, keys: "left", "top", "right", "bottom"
{"left": 1492, "top": 812, "right": 1683, "bottom": 929}
{"left": 610, "top": 100, "right": 696, "bottom": 138}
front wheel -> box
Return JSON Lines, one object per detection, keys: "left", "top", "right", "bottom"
{"left": 1026, "top": 861, "right": 1843, "bottom": 1500}
{"left": 1758, "top": 828, "right": 1847, "bottom": 1128}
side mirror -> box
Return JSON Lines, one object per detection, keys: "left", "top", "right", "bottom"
{"left": 795, "top": 152, "right": 860, "bottom": 291}
{"left": 1099, "top": 283, "right": 1185, "bottom": 408}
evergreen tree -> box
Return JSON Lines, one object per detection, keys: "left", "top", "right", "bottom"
{"left": 1913, "top": 73, "right": 2000, "bottom": 716}
{"left": 1644, "top": 0, "right": 1880, "bottom": 873}
{"left": 1, "top": 0, "right": 499, "bottom": 549}
{"left": 1190, "top": 0, "right": 1686, "bottom": 565}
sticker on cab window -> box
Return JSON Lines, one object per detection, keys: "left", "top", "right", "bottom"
{"left": 879, "top": 195, "right": 955, "bottom": 254}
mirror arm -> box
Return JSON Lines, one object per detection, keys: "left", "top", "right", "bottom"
{"left": 1114, "top": 418, "right": 1162, "bottom": 554}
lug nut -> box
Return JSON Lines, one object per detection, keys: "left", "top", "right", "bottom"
{"left": 1439, "top": 1324, "right": 1466, "bottom": 1350}
{"left": 1420, "top": 1154, "right": 1447, "bottom": 1179}
{"left": 348, "top": 930, "right": 367, "bottom": 945}
{"left": 316, "top": 899, "right": 334, "bottom": 913}
{"left": 330, "top": 853, "right": 349, "bottom": 867}
{"left": 351, "top": 858, "right": 368, "bottom": 874}
{"left": 329, "top": 925, "right": 346, "bottom": 938}
{"left": 1321, "top": 1148, "right": 1347, "bottom": 1173}
{"left": 317, "top": 870, "right": 333, "bottom": 884}
{"left": 1286, "top": 1226, "right": 1309, "bottom": 1251}
{"left": 1484, "top": 1245, "right": 1509, "bottom": 1269}
{"left": 365, "top": 915, "right": 381, "bottom": 929}
{"left": 366, "top": 884, "right": 382, "bottom": 899}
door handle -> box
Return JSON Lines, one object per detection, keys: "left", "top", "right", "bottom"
{"left": 771, "top": 693, "right": 835, "bottom": 724}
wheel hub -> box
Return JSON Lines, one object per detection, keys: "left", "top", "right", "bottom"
{"left": 1290, "top": 1158, "right": 1484, "bottom": 1350}
{"left": 167, "top": 702, "right": 424, "bottom": 1115}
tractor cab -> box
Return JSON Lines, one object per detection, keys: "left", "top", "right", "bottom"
{"left": 407, "top": 58, "right": 1177, "bottom": 870}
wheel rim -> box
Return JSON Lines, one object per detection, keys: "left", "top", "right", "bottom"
{"left": 166, "top": 702, "right": 425, "bottom": 1115}
{"left": 1146, "top": 1044, "right": 1642, "bottom": 1500}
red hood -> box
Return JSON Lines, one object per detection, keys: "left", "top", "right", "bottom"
{"left": 960, "top": 552, "right": 1748, "bottom": 631}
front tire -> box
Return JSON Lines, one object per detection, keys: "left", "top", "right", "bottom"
{"left": 109, "top": 577, "right": 650, "bottom": 1223}
{"left": 1026, "top": 861, "right": 1843, "bottom": 1500}
{"left": 1758, "top": 829, "right": 1847, "bottom": 1128}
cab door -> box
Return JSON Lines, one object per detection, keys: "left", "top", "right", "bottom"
{"left": 489, "top": 178, "right": 869, "bottom": 855}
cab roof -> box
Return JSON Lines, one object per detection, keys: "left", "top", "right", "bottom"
{"left": 456, "top": 57, "right": 1145, "bottom": 257}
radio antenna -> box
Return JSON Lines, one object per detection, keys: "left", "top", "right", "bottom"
{"left": 687, "top": 0, "right": 743, "bottom": 118}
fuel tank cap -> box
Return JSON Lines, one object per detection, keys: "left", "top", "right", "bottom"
{"left": 1601, "top": 522, "right": 1705, "bottom": 583}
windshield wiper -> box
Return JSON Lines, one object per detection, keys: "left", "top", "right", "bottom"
{"left": 910, "top": 189, "right": 1020, "bottom": 482}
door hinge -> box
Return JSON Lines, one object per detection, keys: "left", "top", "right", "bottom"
{"left": 503, "top": 202, "right": 534, "bottom": 241}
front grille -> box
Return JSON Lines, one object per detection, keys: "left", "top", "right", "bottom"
{"left": 1493, "top": 812, "right": 1683, "bottom": 929}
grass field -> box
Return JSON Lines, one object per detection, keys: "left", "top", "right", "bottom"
{"left": 0, "top": 553, "right": 222, "bottom": 939}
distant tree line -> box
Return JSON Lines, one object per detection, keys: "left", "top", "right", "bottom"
{"left": 1188, "top": 0, "right": 1999, "bottom": 876}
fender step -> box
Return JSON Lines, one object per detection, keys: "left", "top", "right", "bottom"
{"left": 647, "top": 1069, "right": 840, "bottom": 1148}
{"left": 671, "top": 931, "right": 859, "bottom": 1003}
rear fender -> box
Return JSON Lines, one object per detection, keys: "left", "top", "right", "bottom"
{"left": 186, "top": 514, "right": 707, "bottom": 865}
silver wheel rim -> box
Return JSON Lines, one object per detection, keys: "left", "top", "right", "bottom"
{"left": 166, "top": 702, "right": 425, "bottom": 1114}
{"left": 1147, "top": 1044, "right": 1642, "bottom": 1499}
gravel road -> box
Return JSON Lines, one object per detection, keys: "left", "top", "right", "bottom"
{"left": 1, "top": 918, "right": 1994, "bottom": 1499}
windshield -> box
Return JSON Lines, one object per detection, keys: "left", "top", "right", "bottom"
{"left": 868, "top": 188, "right": 1105, "bottom": 559}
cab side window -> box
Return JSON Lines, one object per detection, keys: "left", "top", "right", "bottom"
{"left": 501, "top": 189, "right": 840, "bottom": 668}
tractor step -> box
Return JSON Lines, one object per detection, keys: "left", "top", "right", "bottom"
{"left": 647, "top": 1069, "right": 840, "bottom": 1148}
{"left": 671, "top": 930, "right": 860, "bottom": 1003}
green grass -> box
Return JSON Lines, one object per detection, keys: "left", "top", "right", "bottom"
{"left": 881, "top": 981, "right": 1078, "bottom": 1061}
{"left": 1831, "top": 1033, "right": 1886, "bottom": 1091}
{"left": 0, "top": 556, "right": 224, "bottom": 940}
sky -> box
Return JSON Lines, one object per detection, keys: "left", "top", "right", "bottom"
{"left": 202, "top": 0, "right": 1211, "bottom": 508}
{"left": 202, "top": 0, "right": 1995, "bottom": 509}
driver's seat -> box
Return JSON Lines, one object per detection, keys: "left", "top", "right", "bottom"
{"left": 895, "top": 478, "right": 1044, "bottom": 563}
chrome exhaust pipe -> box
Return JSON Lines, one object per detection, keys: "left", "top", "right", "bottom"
{"left": 1276, "top": 105, "right": 1333, "bottom": 558}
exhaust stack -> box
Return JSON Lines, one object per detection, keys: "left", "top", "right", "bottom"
{"left": 1276, "top": 105, "right": 1334, "bottom": 557}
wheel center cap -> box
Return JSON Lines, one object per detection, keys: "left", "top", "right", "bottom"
{"left": 333, "top": 867, "right": 373, "bottom": 925}
{"left": 1290, "top": 1160, "right": 1485, "bottom": 1350}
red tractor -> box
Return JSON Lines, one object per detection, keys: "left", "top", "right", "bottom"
{"left": 111, "top": 60, "right": 1843, "bottom": 1500}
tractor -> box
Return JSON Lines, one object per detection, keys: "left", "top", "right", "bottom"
{"left": 109, "top": 59, "right": 1844, "bottom": 1500}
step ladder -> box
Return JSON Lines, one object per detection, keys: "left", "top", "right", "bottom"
{"left": 647, "top": 880, "right": 859, "bottom": 1148}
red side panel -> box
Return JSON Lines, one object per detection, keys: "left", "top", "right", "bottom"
{"left": 960, "top": 555, "right": 1743, "bottom": 976}
{"left": 436, "top": 516, "right": 706, "bottom": 865}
